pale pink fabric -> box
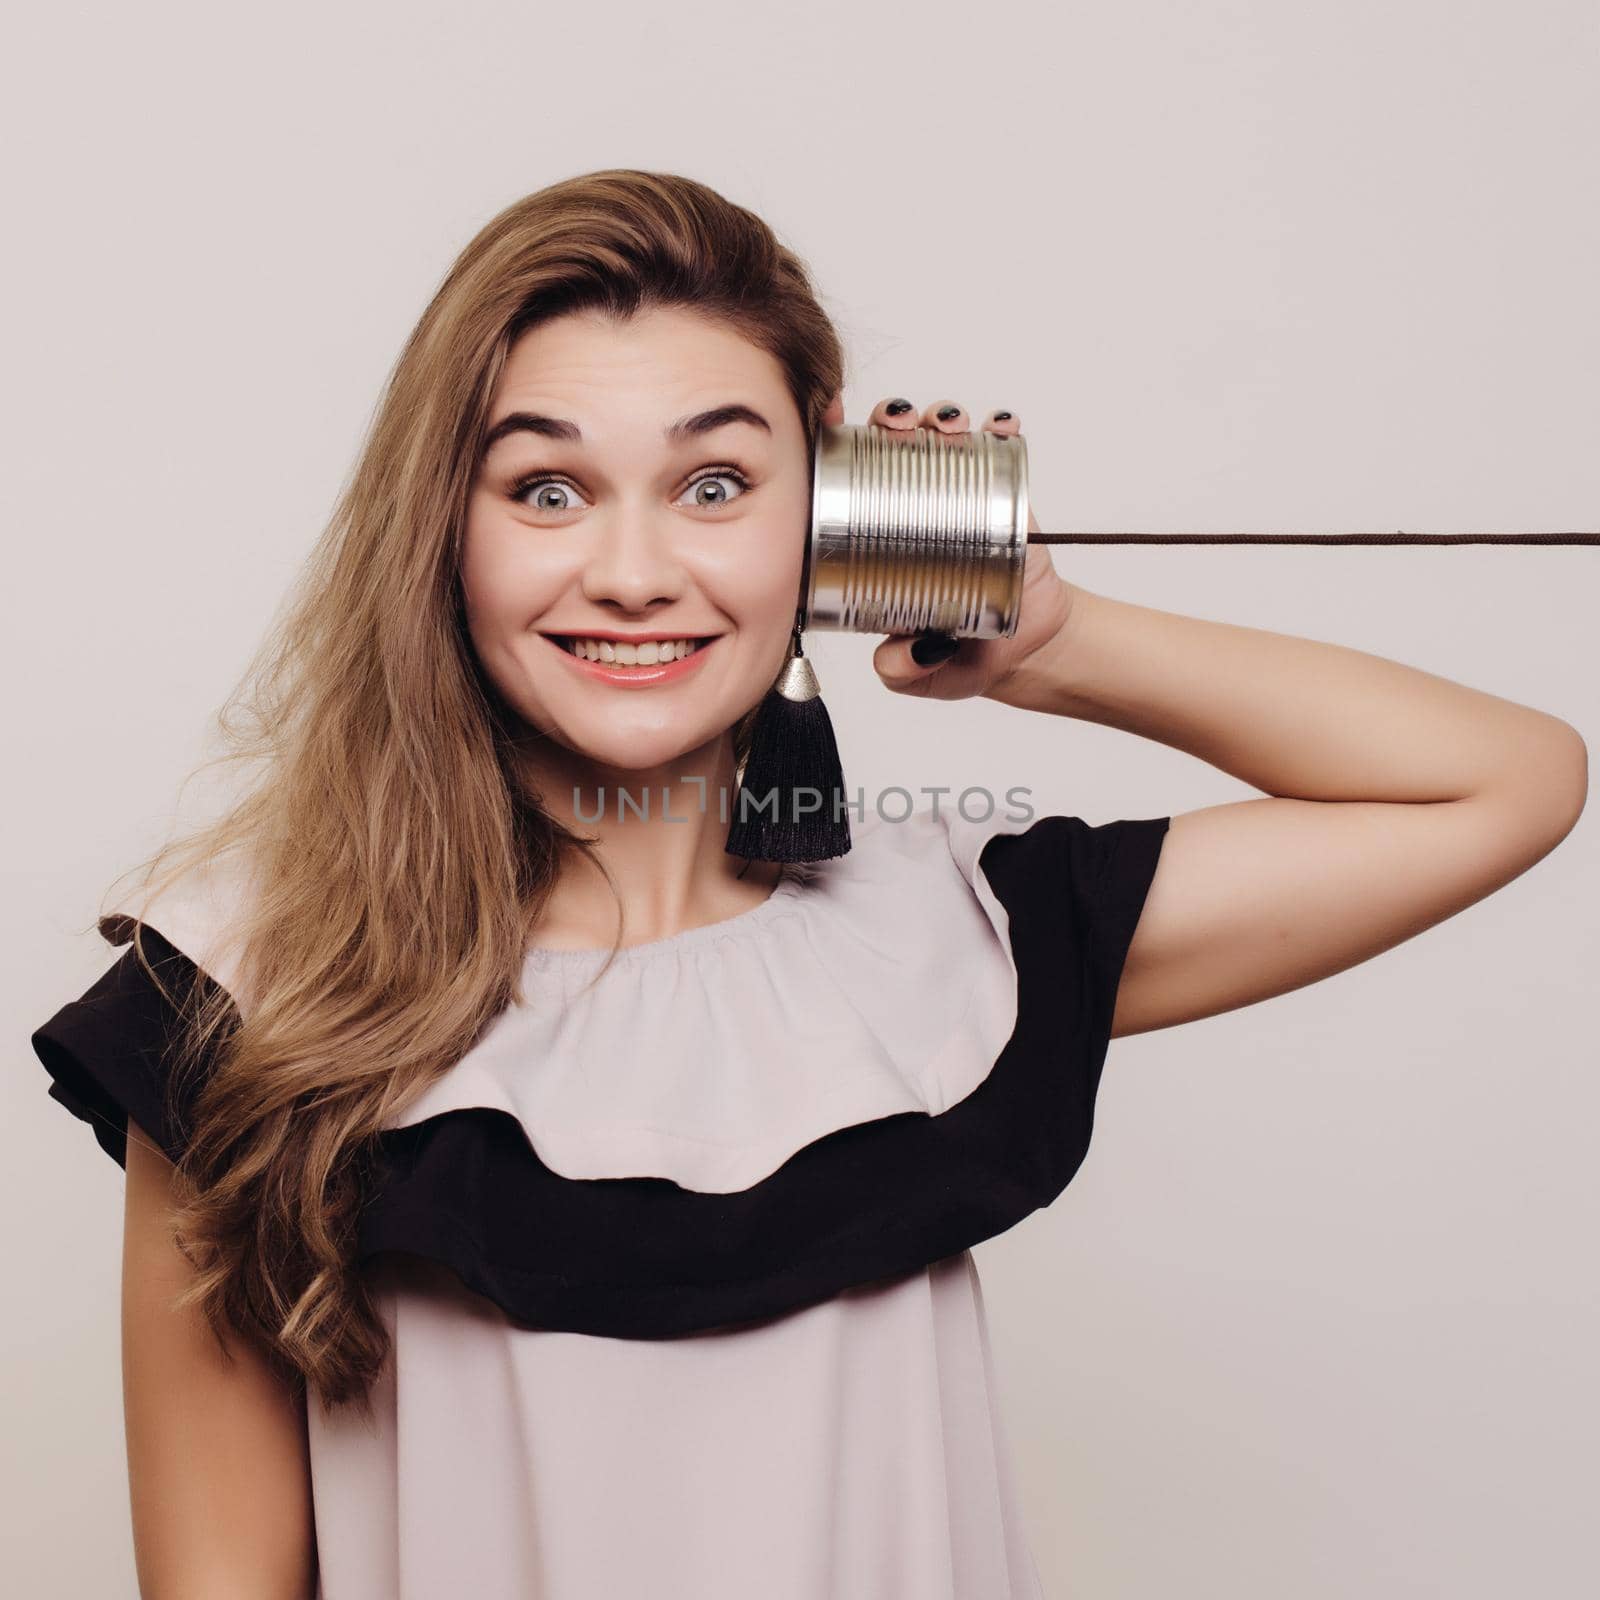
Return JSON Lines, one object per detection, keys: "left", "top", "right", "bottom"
{"left": 307, "top": 1249, "right": 1044, "bottom": 1599}
{"left": 113, "top": 805, "right": 1052, "bottom": 1597}
{"left": 371, "top": 806, "right": 1026, "bottom": 1183}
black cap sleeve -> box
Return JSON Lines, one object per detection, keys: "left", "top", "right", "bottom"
{"left": 978, "top": 812, "right": 1170, "bottom": 1054}
{"left": 30, "top": 929, "right": 228, "bottom": 1169}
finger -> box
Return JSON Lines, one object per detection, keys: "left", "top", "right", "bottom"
{"left": 873, "top": 629, "right": 961, "bottom": 689}
{"left": 922, "top": 399, "right": 970, "bottom": 436}
{"left": 981, "top": 407, "right": 1019, "bottom": 437}
{"left": 868, "top": 396, "right": 918, "bottom": 430}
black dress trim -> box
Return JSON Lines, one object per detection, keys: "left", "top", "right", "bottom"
{"left": 31, "top": 813, "right": 1170, "bottom": 1339}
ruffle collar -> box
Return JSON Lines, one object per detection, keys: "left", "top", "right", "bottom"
{"left": 373, "top": 807, "right": 1021, "bottom": 1193}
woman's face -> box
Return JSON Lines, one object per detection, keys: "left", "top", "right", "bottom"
{"left": 461, "top": 304, "right": 810, "bottom": 776}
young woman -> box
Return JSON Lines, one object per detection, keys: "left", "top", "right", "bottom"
{"left": 31, "top": 169, "right": 1586, "bottom": 1598}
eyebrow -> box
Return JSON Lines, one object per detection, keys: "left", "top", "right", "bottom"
{"left": 480, "top": 402, "right": 773, "bottom": 456}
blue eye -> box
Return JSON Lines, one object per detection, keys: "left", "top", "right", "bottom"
{"left": 515, "top": 479, "right": 590, "bottom": 514}
{"left": 675, "top": 469, "right": 751, "bottom": 509}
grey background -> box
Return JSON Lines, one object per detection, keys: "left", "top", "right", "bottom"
{"left": 4, "top": 1, "right": 1595, "bottom": 1594}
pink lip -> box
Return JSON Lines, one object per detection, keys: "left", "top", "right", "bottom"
{"left": 544, "top": 633, "right": 720, "bottom": 689}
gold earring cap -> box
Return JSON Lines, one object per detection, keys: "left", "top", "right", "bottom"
{"left": 774, "top": 655, "right": 821, "bottom": 703}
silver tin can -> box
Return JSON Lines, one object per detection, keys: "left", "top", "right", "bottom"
{"left": 804, "top": 421, "right": 1030, "bottom": 639}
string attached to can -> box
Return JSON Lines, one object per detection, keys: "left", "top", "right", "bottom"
{"left": 1028, "top": 530, "right": 1599, "bottom": 546}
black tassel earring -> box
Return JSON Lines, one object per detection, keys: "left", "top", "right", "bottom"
{"left": 726, "top": 610, "right": 852, "bottom": 864}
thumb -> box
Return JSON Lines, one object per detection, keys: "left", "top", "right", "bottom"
{"left": 875, "top": 630, "right": 960, "bottom": 691}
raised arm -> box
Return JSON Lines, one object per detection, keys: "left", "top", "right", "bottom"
{"left": 986, "top": 584, "right": 1588, "bottom": 1039}
{"left": 123, "top": 1122, "right": 317, "bottom": 1598}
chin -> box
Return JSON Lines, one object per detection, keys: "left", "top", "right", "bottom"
{"left": 548, "top": 724, "right": 728, "bottom": 779}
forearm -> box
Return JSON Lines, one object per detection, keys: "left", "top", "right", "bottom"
{"left": 989, "top": 584, "right": 1585, "bottom": 806}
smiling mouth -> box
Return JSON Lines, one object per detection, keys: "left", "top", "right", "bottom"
{"left": 548, "top": 634, "right": 720, "bottom": 667}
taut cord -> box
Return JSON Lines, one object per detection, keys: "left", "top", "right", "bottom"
{"left": 1027, "top": 531, "right": 1600, "bottom": 546}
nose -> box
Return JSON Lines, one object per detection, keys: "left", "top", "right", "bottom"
{"left": 577, "top": 509, "right": 690, "bottom": 613}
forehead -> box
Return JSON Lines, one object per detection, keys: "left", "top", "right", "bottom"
{"left": 492, "top": 305, "right": 787, "bottom": 418}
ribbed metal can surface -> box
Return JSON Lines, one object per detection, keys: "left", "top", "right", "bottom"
{"left": 804, "top": 422, "right": 1030, "bottom": 639}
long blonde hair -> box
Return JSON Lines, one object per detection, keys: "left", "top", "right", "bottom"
{"left": 101, "top": 169, "right": 845, "bottom": 1418}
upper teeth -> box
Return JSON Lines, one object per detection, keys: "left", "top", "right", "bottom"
{"left": 565, "top": 637, "right": 704, "bottom": 664}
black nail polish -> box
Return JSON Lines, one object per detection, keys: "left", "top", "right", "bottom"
{"left": 993, "top": 411, "right": 1013, "bottom": 421}
{"left": 936, "top": 405, "right": 960, "bottom": 421}
{"left": 886, "top": 399, "right": 912, "bottom": 416}
{"left": 911, "top": 631, "right": 959, "bottom": 666}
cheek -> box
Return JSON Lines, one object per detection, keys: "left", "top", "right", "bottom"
{"left": 459, "top": 507, "right": 564, "bottom": 636}
{"left": 710, "top": 512, "right": 810, "bottom": 630}
{"left": 457, "top": 514, "right": 574, "bottom": 715}
{"left": 731, "top": 555, "right": 804, "bottom": 630}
